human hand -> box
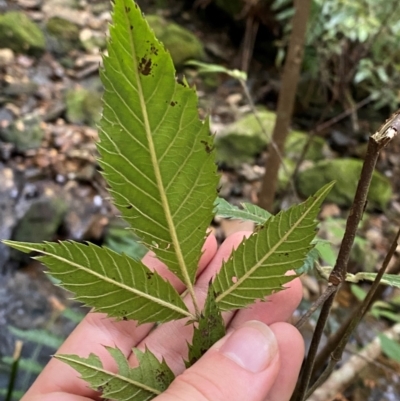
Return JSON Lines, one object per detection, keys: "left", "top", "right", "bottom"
{"left": 22, "top": 231, "right": 304, "bottom": 401}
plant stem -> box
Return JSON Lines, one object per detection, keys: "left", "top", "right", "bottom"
{"left": 291, "top": 109, "right": 399, "bottom": 401}
{"left": 305, "top": 226, "right": 400, "bottom": 398}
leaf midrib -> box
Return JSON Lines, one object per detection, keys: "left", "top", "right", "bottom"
{"left": 216, "top": 187, "right": 329, "bottom": 303}
{"left": 8, "top": 242, "right": 192, "bottom": 319}
{"left": 56, "top": 355, "right": 161, "bottom": 396}
{"left": 122, "top": 5, "right": 198, "bottom": 312}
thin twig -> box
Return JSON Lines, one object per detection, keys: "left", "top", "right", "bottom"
{"left": 291, "top": 109, "right": 399, "bottom": 401}
{"left": 295, "top": 284, "right": 335, "bottom": 330}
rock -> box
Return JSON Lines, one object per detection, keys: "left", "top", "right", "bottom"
{"left": 46, "top": 16, "right": 81, "bottom": 54}
{"left": 0, "top": 12, "right": 45, "bottom": 56}
{"left": 79, "top": 28, "right": 106, "bottom": 52}
{"left": 11, "top": 197, "right": 67, "bottom": 263}
{"left": 0, "top": 114, "right": 45, "bottom": 152}
{"left": 146, "top": 15, "right": 205, "bottom": 68}
{"left": 215, "top": 110, "right": 275, "bottom": 167}
{"left": 0, "top": 48, "right": 14, "bottom": 67}
{"left": 297, "top": 158, "right": 392, "bottom": 209}
{"left": 65, "top": 87, "right": 102, "bottom": 127}
{"left": 284, "top": 131, "right": 326, "bottom": 161}
{"left": 0, "top": 166, "right": 18, "bottom": 273}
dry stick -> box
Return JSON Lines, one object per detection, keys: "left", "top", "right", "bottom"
{"left": 258, "top": 0, "right": 311, "bottom": 211}
{"left": 312, "top": 253, "right": 400, "bottom": 375}
{"left": 291, "top": 109, "right": 400, "bottom": 401}
{"left": 305, "top": 226, "right": 400, "bottom": 399}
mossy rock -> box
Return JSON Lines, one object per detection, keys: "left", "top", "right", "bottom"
{"left": 65, "top": 88, "right": 102, "bottom": 127}
{"left": 0, "top": 114, "right": 45, "bottom": 152}
{"left": 146, "top": 15, "right": 205, "bottom": 68}
{"left": 11, "top": 197, "right": 67, "bottom": 263}
{"left": 297, "top": 158, "right": 392, "bottom": 209}
{"left": 215, "top": 110, "right": 324, "bottom": 168}
{"left": 46, "top": 17, "right": 81, "bottom": 53}
{"left": 0, "top": 12, "right": 45, "bottom": 56}
{"left": 215, "top": 110, "right": 275, "bottom": 167}
{"left": 285, "top": 131, "right": 326, "bottom": 161}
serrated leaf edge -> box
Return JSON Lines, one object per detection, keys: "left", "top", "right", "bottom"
{"left": 116, "top": 3, "right": 200, "bottom": 311}
{"left": 216, "top": 183, "right": 334, "bottom": 303}
{"left": 3, "top": 240, "right": 193, "bottom": 320}
{"left": 55, "top": 354, "right": 162, "bottom": 396}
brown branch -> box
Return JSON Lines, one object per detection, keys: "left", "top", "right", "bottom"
{"left": 258, "top": 0, "right": 312, "bottom": 211}
{"left": 291, "top": 109, "right": 399, "bottom": 401}
{"left": 306, "top": 226, "right": 400, "bottom": 398}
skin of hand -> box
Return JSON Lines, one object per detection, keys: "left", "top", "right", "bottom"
{"left": 22, "top": 231, "right": 304, "bottom": 401}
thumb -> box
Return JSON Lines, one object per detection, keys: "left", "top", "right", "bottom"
{"left": 156, "top": 321, "right": 280, "bottom": 401}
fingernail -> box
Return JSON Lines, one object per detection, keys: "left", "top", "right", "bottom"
{"left": 219, "top": 321, "right": 278, "bottom": 373}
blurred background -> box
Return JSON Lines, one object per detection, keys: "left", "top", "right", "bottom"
{"left": 1, "top": 0, "right": 400, "bottom": 399}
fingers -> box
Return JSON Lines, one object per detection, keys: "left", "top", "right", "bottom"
{"left": 23, "top": 234, "right": 218, "bottom": 399}
{"left": 266, "top": 323, "right": 304, "bottom": 401}
{"left": 156, "top": 321, "right": 280, "bottom": 401}
{"left": 134, "top": 231, "right": 251, "bottom": 372}
{"left": 137, "top": 231, "right": 303, "bottom": 373}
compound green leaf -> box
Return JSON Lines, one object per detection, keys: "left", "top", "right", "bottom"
{"left": 99, "top": 0, "right": 218, "bottom": 286}
{"left": 214, "top": 197, "right": 271, "bottom": 225}
{"left": 214, "top": 183, "right": 334, "bottom": 311}
{"left": 4, "top": 240, "right": 192, "bottom": 324}
{"left": 57, "top": 347, "right": 175, "bottom": 401}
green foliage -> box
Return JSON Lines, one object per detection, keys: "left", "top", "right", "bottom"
{"left": 3, "top": 1, "right": 333, "bottom": 398}
{"left": 379, "top": 335, "right": 400, "bottom": 364}
{"left": 57, "top": 347, "right": 175, "bottom": 401}
{"left": 214, "top": 197, "right": 271, "bottom": 225}
{"left": 186, "top": 286, "right": 225, "bottom": 367}
{"left": 214, "top": 183, "right": 333, "bottom": 311}
{"left": 273, "top": 0, "right": 400, "bottom": 110}
{"left": 7, "top": 241, "right": 191, "bottom": 324}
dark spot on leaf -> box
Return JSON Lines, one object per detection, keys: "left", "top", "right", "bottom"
{"left": 138, "top": 57, "right": 152, "bottom": 76}
{"left": 170, "top": 101, "right": 177, "bottom": 106}
{"left": 127, "top": 204, "right": 133, "bottom": 209}
{"left": 130, "top": 25, "right": 133, "bottom": 30}
{"left": 284, "top": 252, "right": 289, "bottom": 256}
{"left": 146, "top": 271, "right": 154, "bottom": 280}
{"left": 200, "top": 140, "right": 214, "bottom": 154}
{"left": 150, "top": 44, "right": 158, "bottom": 56}
{"left": 125, "top": 6, "right": 131, "bottom": 12}
{"left": 122, "top": 316, "right": 128, "bottom": 321}
{"left": 97, "top": 386, "right": 104, "bottom": 392}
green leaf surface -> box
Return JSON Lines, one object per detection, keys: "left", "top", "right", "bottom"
{"left": 8, "top": 327, "right": 63, "bottom": 349}
{"left": 214, "top": 183, "right": 334, "bottom": 311}
{"left": 57, "top": 347, "right": 175, "bottom": 401}
{"left": 4, "top": 240, "right": 192, "bottom": 324}
{"left": 185, "top": 284, "right": 225, "bottom": 368}
{"left": 346, "top": 272, "right": 400, "bottom": 289}
{"left": 379, "top": 334, "right": 400, "bottom": 364}
{"left": 99, "top": 0, "right": 218, "bottom": 285}
{"left": 214, "top": 197, "right": 271, "bottom": 225}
